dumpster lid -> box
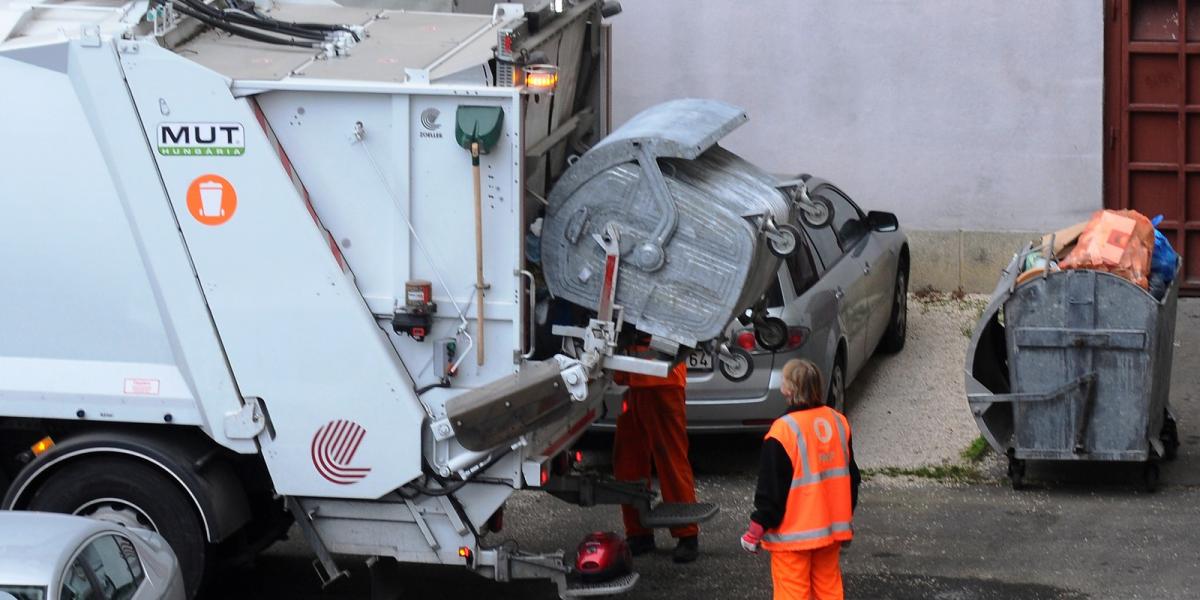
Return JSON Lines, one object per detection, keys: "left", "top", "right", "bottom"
{"left": 547, "top": 99, "right": 748, "bottom": 209}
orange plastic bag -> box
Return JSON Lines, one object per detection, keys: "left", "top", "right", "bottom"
{"left": 1059, "top": 209, "right": 1155, "bottom": 289}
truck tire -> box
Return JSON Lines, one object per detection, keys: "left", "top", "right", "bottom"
{"left": 25, "top": 456, "right": 208, "bottom": 598}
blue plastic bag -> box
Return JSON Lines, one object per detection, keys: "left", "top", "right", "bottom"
{"left": 1150, "top": 215, "right": 1179, "bottom": 285}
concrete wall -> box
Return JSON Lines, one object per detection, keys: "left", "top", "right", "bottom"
{"left": 607, "top": 1, "right": 1106, "bottom": 290}
{"left": 455, "top": 1, "right": 1108, "bottom": 290}
{"left": 610, "top": 0, "right": 1105, "bottom": 233}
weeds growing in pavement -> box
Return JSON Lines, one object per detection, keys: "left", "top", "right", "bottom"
{"left": 864, "top": 438, "right": 993, "bottom": 483}
{"left": 961, "top": 437, "right": 990, "bottom": 462}
{"left": 862, "top": 464, "right": 984, "bottom": 483}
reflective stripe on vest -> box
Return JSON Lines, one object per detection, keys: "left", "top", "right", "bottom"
{"left": 790, "top": 467, "right": 851, "bottom": 488}
{"left": 779, "top": 414, "right": 809, "bottom": 481}
{"left": 762, "top": 521, "right": 852, "bottom": 543}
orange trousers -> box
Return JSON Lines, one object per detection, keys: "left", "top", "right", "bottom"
{"left": 612, "top": 385, "right": 699, "bottom": 538}
{"left": 770, "top": 543, "right": 843, "bottom": 600}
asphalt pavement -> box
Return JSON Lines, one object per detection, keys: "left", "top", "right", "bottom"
{"left": 205, "top": 300, "right": 1200, "bottom": 600}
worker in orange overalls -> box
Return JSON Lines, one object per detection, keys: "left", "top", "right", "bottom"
{"left": 739, "top": 358, "right": 860, "bottom": 599}
{"left": 612, "top": 343, "right": 699, "bottom": 563}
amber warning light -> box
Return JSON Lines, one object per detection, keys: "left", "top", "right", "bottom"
{"left": 523, "top": 65, "right": 558, "bottom": 94}
{"left": 30, "top": 436, "right": 54, "bottom": 456}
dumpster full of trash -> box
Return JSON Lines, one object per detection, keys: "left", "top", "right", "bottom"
{"left": 965, "top": 212, "right": 1181, "bottom": 490}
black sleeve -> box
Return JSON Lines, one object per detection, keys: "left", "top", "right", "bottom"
{"left": 750, "top": 438, "right": 794, "bottom": 529}
{"left": 848, "top": 434, "right": 861, "bottom": 512}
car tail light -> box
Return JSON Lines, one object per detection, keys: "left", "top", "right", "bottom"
{"left": 785, "top": 327, "right": 809, "bottom": 351}
{"left": 736, "top": 331, "right": 757, "bottom": 351}
{"left": 733, "top": 326, "right": 810, "bottom": 354}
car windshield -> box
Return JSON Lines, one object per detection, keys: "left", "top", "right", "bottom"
{"left": 0, "top": 585, "right": 47, "bottom": 600}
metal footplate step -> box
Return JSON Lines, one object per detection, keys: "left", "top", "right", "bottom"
{"left": 563, "top": 573, "right": 640, "bottom": 598}
{"left": 640, "top": 502, "right": 719, "bottom": 528}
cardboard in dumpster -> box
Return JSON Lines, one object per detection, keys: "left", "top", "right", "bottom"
{"left": 1041, "top": 221, "right": 1088, "bottom": 259}
{"left": 1059, "top": 209, "right": 1154, "bottom": 289}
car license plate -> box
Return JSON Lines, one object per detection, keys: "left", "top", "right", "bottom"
{"left": 686, "top": 349, "right": 713, "bottom": 372}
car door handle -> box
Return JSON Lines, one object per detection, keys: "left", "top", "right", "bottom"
{"left": 834, "top": 288, "right": 845, "bottom": 300}
{"left": 863, "top": 261, "right": 871, "bottom": 275}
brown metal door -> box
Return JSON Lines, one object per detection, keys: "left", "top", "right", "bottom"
{"left": 1106, "top": 0, "right": 1200, "bottom": 292}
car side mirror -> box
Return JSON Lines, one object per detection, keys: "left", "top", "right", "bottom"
{"left": 866, "top": 211, "right": 899, "bottom": 232}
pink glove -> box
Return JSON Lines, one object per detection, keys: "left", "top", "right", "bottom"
{"left": 740, "top": 521, "right": 765, "bottom": 553}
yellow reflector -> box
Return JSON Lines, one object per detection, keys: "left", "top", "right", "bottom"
{"left": 31, "top": 436, "right": 54, "bottom": 456}
{"left": 523, "top": 65, "right": 558, "bottom": 93}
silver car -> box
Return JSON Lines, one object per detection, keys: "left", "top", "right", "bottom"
{"left": 0, "top": 512, "right": 184, "bottom": 600}
{"left": 596, "top": 177, "right": 908, "bottom": 431}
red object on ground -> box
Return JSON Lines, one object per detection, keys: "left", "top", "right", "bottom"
{"left": 575, "top": 531, "right": 633, "bottom": 582}
{"left": 612, "top": 379, "right": 699, "bottom": 539}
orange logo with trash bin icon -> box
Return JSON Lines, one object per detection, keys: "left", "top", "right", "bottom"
{"left": 186, "top": 174, "right": 237, "bottom": 226}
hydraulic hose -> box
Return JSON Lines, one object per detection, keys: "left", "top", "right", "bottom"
{"left": 167, "top": 1, "right": 318, "bottom": 48}
{"left": 153, "top": 0, "right": 323, "bottom": 48}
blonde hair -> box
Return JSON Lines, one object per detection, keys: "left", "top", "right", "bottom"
{"left": 781, "top": 359, "right": 824, "bottom": 409}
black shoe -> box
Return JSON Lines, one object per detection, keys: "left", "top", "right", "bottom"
{"left": 672, "top": 536, "right": 699, "bottom": 563}
{"left": 626, "top": 534, "right": 655, "bottom": 556}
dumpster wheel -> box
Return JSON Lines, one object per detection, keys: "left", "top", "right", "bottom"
{"left": 1141, "top": 462, "right": 1160, "bottom": 494}
{"left": 800, "top": 196, "right": 833, "bottom": 229}
{"left": 1006, "top": 452, "right": 1026, "bottom": 491}
{"left": 1161, "top": 410, "right": 1180, "bottom": 462}
{"left": 718, "top": 346, "right": 754, "bottom": 383}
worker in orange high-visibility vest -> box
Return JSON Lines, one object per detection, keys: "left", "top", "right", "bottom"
{"left": 740, "top": 358, "right": 860, "bottom": 600}
{"left": 612, "top": 343, "right": 700, "bottom": 563}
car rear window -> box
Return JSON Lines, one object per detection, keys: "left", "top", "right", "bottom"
{"left": 0, "top": 585, "right": 47, "bottom": 600}
{"left": 820, "top": 187, "right": 869, "bottom": 251}
{"left": 802, "top": 211, "right": 841, "bottom": 268}
{"left": 765, "top": 278, "right": 784, "bottom": 308}
{"left": 788, "top": 246, "right": 819, "bottom": 295}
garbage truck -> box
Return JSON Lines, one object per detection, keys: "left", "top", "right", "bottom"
{"left": 0, "top": 0, "right": 831, "bottom": 597}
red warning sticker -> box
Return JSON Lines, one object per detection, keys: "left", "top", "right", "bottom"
{"left": 123, "top": 378, "right": 161, "bottom": 396}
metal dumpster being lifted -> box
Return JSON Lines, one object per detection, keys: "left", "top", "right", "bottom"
{"left": 966, "top": 244, "right": 1181, "bottom": 491}
{"left": 542, "top": 99, "right": 814, "bottom": 361}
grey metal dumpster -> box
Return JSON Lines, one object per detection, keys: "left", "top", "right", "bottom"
{"left": 965, "top": 244, "right": 1180, "bottom": 490}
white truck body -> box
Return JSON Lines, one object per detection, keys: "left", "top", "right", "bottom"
{"left": 2, "top": 0, "right": 550, "bottom": 491}
{"left": 0, "top": 1, "right": 787, "bottom": 596}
